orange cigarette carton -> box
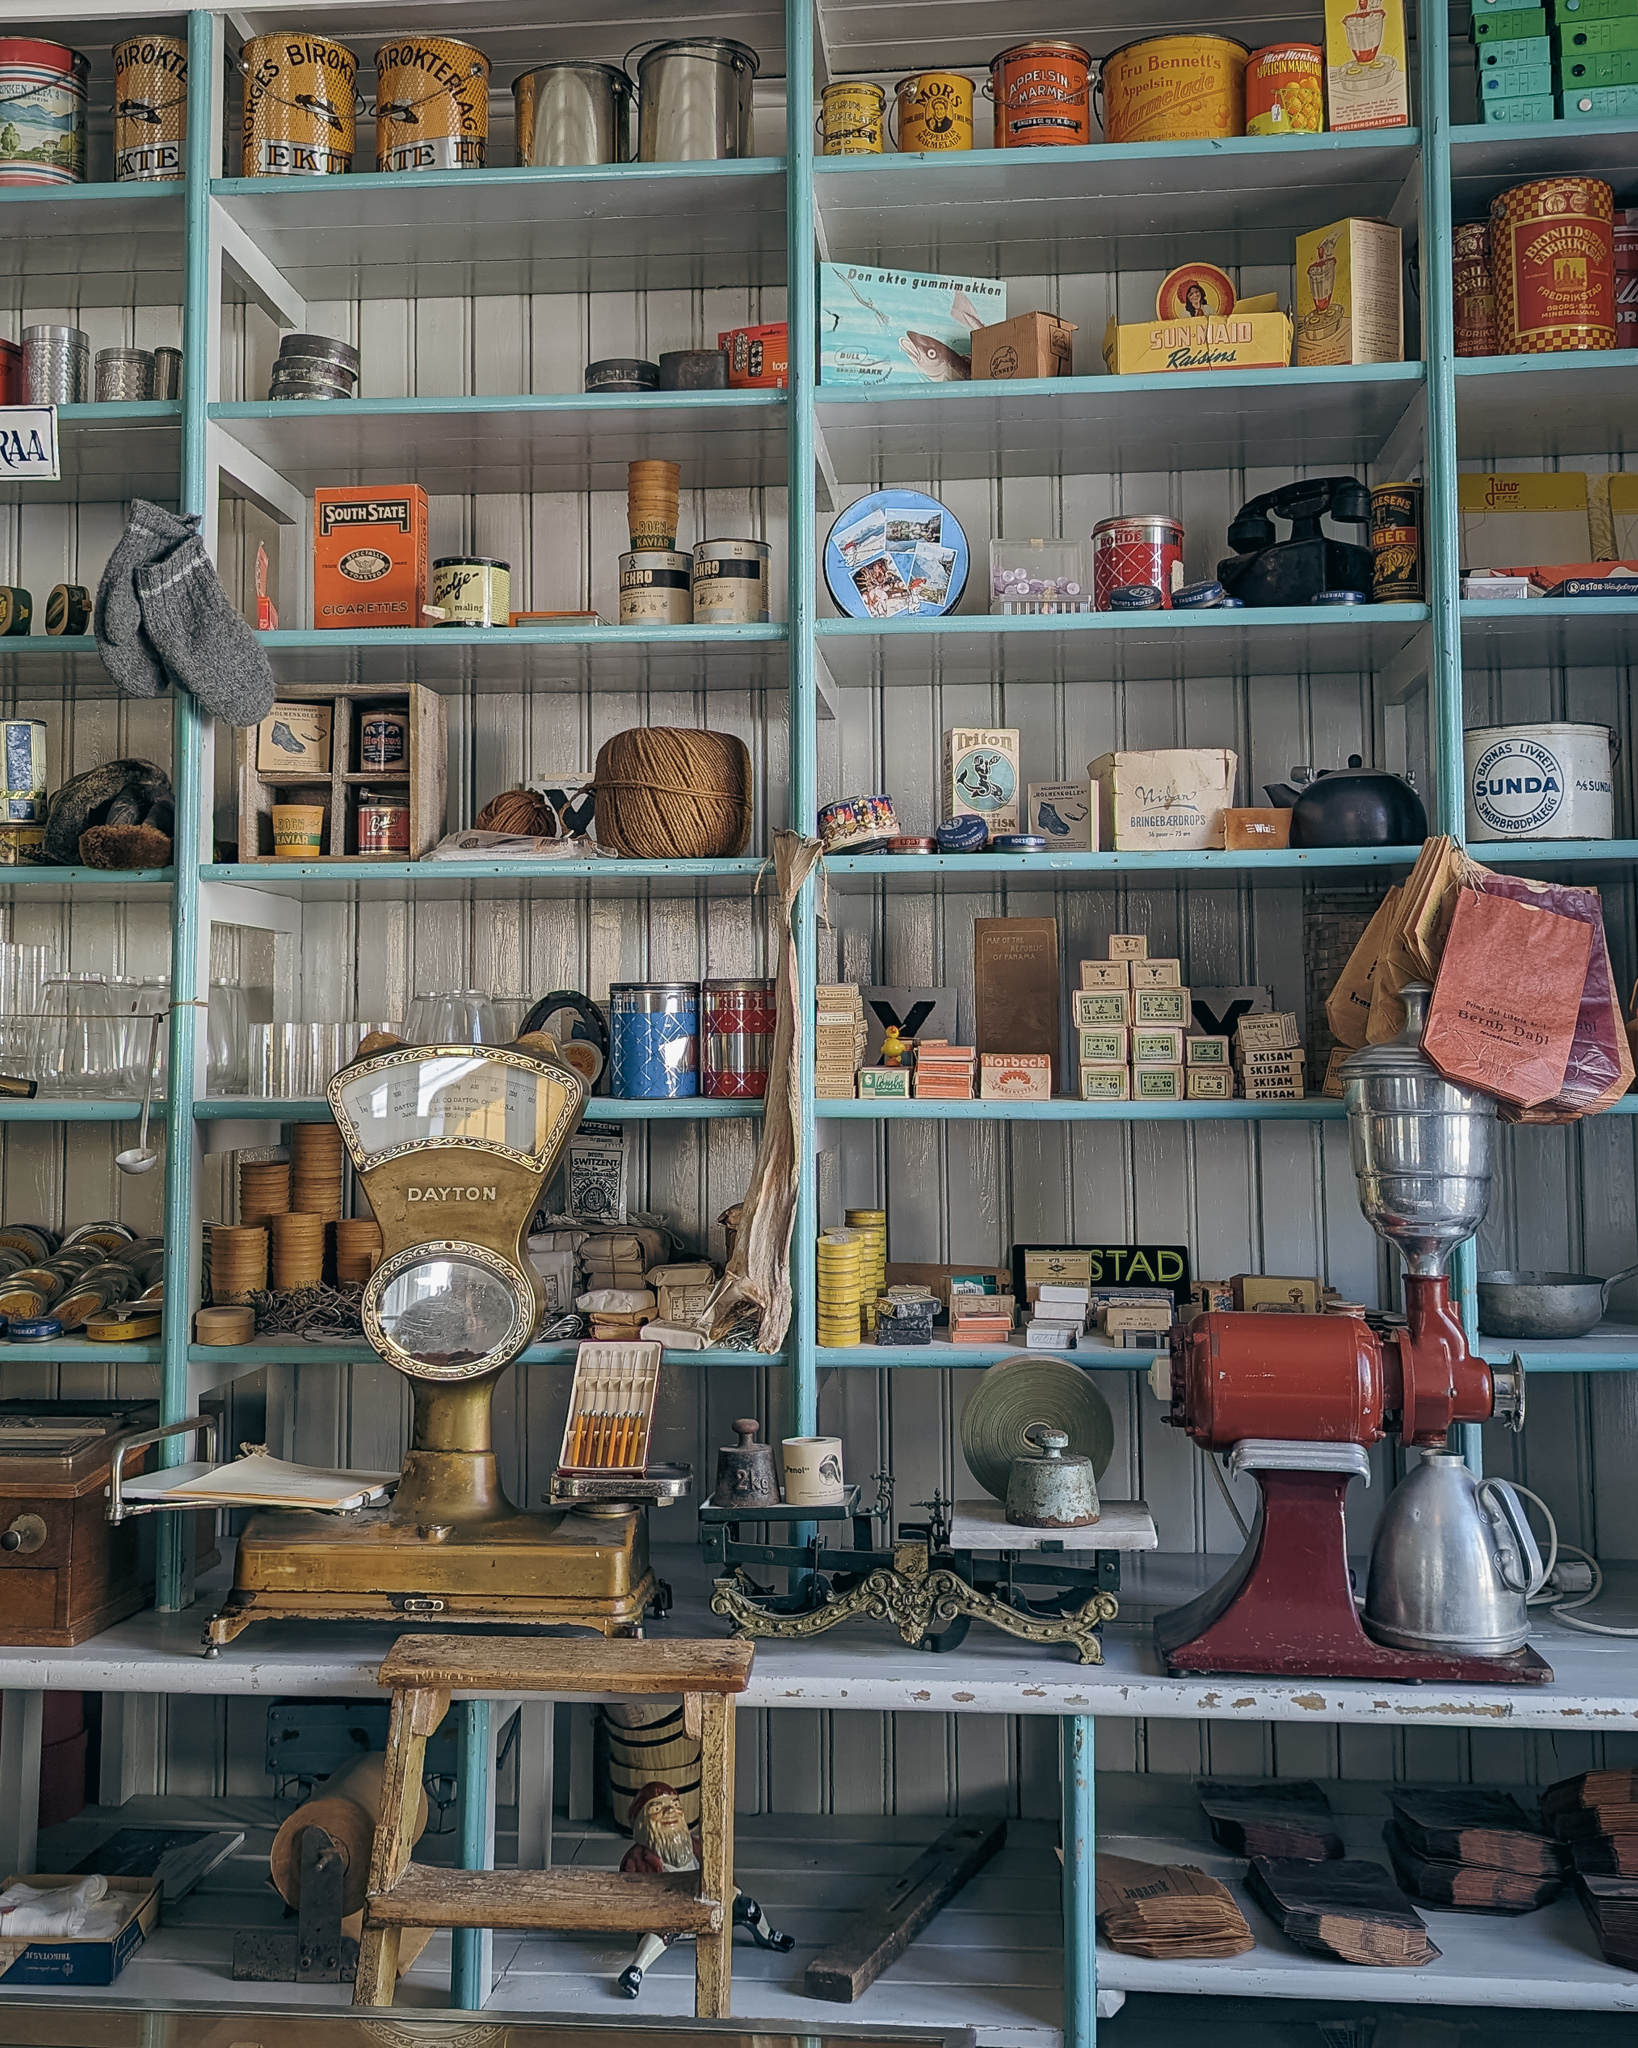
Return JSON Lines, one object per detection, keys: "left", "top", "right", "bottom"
{"left": 313, "top": 485, "right": 430, "bottom": 629}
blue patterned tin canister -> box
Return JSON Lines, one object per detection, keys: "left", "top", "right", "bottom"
{"left": 608, "top": 982, "right": 700, "bottom": 1098}
{"left": 0, "top": 718, "right": 47, "bottom": 865}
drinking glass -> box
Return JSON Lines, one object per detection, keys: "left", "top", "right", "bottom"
{"left": 207, "top": 984, "right": 251, "bottom": 1095}
{"left": 405, "top": 990, "right": 500, "bottom": 1044}
{"left": 35, "top": 975, "right": 124, "bottom": 1099}
{"left": 0, "top": 943, "right": 58, "bottom": 1076}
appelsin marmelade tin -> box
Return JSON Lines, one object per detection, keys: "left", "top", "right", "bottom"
{"left": 1099, "top": 34, "right": 1248, "bottom": 144}
{"left": 989, "top": 41, "right": 1093, "bottom": 148}
{"left": 1370, "top": 481, "right": 1423, "bottom": 604}
{"left": 113, "top": 33, "right": 188, "bottom": 182}
{"left": 1490, "top": 177, "right": 1616, "bottom": 355}
{"left": 375, "top": 36, "right": 490, "bottom": 173}
{"left": 241, "top": 31, "right": 357, "bottom": 177}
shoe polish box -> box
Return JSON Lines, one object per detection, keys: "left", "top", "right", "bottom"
{"left": 313, "top": 485, "right": 430, "bottom": 629}
{"left": 1027, "top": 781, "right": 1096, "bottom": 849}
{"left": 257, "top": 702, "right": 333, "bottom": 774}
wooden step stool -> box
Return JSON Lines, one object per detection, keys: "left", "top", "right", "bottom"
{"left": 353, "top": 1633, "right": 754, "bottom": 2015}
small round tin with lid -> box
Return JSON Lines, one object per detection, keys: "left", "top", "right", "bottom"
{"left": 1173, "top": 579, "right": 1225, "bottom": 609}
{"left": 658, "top": 349, "right": 729, "bottom": 390}
{"left": 818, "top": 793, "right": 898, "bottom": 852}
{"left": 9, "top": 1317, "right": 62, "bottom": 1342}
{"left": 992, "top": 833, "right": 1046, "bottom": 853}
{"left": 585, "top": 357, "right": 659, "bottom": 393}
{"left": 45, "top": 583, "right": 91, "bottom": 635}
{"left": 432, "top": 557, "right": 510, "bottom": 627}
{"left": 356, "top": 790, "right": 410, "bottom": 855}
{"left": 1312, "top": 589, "right": 1367, "bottom": 604}
{"left": 360, "top": 709, "right": 409, "bottom": 770}
{"left": 887, "top": 835, "right": 937, "bottom": 854}
{"left": 935, "top": 814, "right": 989, "bottom": 853}
{"left": 1109, "top": 584, "right": 1163, "bottom": 610}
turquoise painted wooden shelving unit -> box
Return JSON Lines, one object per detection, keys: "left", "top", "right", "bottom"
{"left": 3, "top": 2, "right": 1637, "bottom": 2036}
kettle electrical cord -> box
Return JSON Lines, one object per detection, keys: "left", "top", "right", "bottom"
{"left": 1511, "top": 1481, "right": 1638, "bottom": 1638}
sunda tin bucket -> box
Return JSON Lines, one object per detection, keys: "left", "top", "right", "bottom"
{"left": 241, "top": 31, "right": 357, "bottom": 177}
{"left": 112, "top": 34, "right": 187, "bottom": 183}
{"left": 1099, "top": 34, "right": 1249, "bottom": 145}
{"left": 1465, "top": 722, "right": 1614, "bottom": 842}
{"left": 513, "top": 61, "right": 633, "bottom": 166}
{"left": 988, "top": 42, "right": 1093, "bottom": 148}
{"left": 821, "top": 79, "right": 886, "bottom": 153}
{"left": 892, "top": 72, "right": 973, "bottom": 151}
{"left": 636, "top": 39, "right": 758, "bottom": 162}
{"left": 375, "top": 37, "right": 490, "bottom": 173}
{"left": 693, "top": 538, "right": 770, "bottom": 623}
{"left": 0, "top": 39, "right": 89, "bottom": 186}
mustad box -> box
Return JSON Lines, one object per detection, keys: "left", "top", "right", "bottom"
{"left": 313, "top": 486, "right": 430, "bottom": 629}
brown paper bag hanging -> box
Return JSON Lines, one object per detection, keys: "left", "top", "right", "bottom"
{"left": 1326, "top": 885, "right": 1401, "bottom": 1050}
{"left": 1366, "top": 837, "right": 1475, "bottom": 1043}
{"left": 1422, "top": 889, "right": 1592, "bottom": 1107}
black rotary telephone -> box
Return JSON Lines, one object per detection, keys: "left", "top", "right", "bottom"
{"left": 1217, "top": 476, "right": 1374, "bottom": 608}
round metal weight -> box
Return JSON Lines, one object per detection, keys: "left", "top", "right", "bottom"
{"left": 959, "top": 1354, "right": 1115, "bottom": 1503}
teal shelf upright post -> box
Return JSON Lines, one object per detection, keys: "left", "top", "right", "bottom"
{"left": 451, "top": 1698, "right": 494, "bottom": 2007}
{"left": 155, "top": 6, "right": 217, "bottom": 1609}
{"left": 788, "top": 0, "right": 818, "bottom": 1444}
{"left": 1061, "top": 1714, "right": 1096, "bottom": 2048}
{"left": 1418, "top": 0, "right": 1482, "bottom": 1470}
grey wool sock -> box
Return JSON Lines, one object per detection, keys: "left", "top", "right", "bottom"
{"left": 93, "top": 498, "right": 198, "bottom": 699}
{"left": 135, "top": 533, "right": 275, "bottom": 729}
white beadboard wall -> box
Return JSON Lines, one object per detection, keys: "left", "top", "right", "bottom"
{"left": 6, "top": 68, "right": 1638, "bottom": 1817}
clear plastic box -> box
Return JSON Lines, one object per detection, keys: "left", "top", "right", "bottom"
{"left": 989, "top": 537, "right": 1092, "bottom": 615}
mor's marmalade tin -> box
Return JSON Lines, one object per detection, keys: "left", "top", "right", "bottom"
{"left": 375, "top": 37, "right": 489, "bottom": 173}
{"left": 241, "top": 31, "right": 356, "bottom": 178}
{"left": 1489, "top": 177, "right": 1615, "bottom": 355}
{"left": 0, "top": 39, "right": 89, "bottom": 186}
{"left": 113, "top": 34, "right": 187, "bottom": 182}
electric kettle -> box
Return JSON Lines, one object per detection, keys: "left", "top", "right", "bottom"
{"left": 1363, "top": 1448, "right": 1546, "bottom": 1657}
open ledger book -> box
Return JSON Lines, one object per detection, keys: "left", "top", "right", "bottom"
{"left": 119, "top": 1452, "right": 397, "bottom": 1513}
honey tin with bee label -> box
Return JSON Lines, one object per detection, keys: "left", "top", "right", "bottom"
{"left": 112, "top": 34, "right": 187, "bottom": 182}
{"left": 241, "top": 31, "right": 357, "bottom": 176}
{"left": 1244, "top": 44, "right": 1324, "bottom": 133}
{"left": 1099, "top": 35, "right": 1248, "bottom": 143}
{"left": 1490, "top": 176, "right": 1615, "bottom": 354}
{"left": 375, "top": 37, "right": 490, "bottom": 173}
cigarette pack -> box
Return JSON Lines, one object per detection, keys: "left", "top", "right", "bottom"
{"left": 313, "top": 486, "right": 430, "bottom": 629}
{"left": 980, "top": 1052, "right": 1053, "bottom": 1100}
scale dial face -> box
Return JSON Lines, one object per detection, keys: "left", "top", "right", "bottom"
{"left": 364, "top": 1242, "right": 534, "bottom": 1383}
{"left": 330, "top": 1046, "right": 583, "bottom": 1172}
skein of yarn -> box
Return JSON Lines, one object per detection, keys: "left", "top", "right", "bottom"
{"left": 474, "top": 787, "right": 562, "bottom": 836}
{"left": 593, "top": 727, "right": 752, "bottom": 859}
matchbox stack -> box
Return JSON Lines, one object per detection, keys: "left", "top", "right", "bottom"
{"left": 1234, "top": 1011, "right": 1307, "bottom": 1099}
{"left": 914, "top": 1041, "right": 977, "bottom": 1100}
{"left": 815, "top": 984, "right": 866, "bottom": 1098}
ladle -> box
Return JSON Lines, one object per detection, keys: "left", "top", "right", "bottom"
{"left": 115, "top": 1014, "right": 163, "bottom": 1176}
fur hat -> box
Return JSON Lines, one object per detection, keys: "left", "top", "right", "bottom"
{"left": 43, "top": 757, "right": 175, "bottom": 870}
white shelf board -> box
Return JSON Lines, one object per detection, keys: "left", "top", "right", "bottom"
{"left": 0, "top": 404, "right": 180, "bottom": 507}
{"left": 195, "top": 1094, "right": 763, "bottom": 1122}
{"left": 200, "top": 856, "right": 768, "bottom": 902}
{"left": 820, "top": 847, "right": 1420, "bottom": 893}
{"left": 0, "top": 183, "right": 184, "bottom": 311}
{"left": 1462, "top": 598, "right": 1638, "bottom": 671}
{"left": 257, "top": 624, "right": 787, "bottom": 693}
{"left": 211, "top": 393, "right": 787, "bottom": 495}
{"left": 1478, "top": 1322, "right": 1638, "bottom": 1374}
{"left": 213, "top": 161, "right": 787, "bottom": 300}
{"left": 817, "top": 606, "right": 1428, "bottom": 687}
{"left": 1456, "top": 351, "right": 1638, "bottom": 461}
{"left": 5, "top": 1546, "right": 1633, "bottom": 1731}
{"left": 816, "top": 365, "right": 1425, "bottom": 484}
{"left": 816, "top": 133, "right": 1420, "bottom": 278}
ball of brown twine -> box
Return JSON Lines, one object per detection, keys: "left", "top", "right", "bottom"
{"left": 475, "top": 787, "right": 559, "bottom": 836}
{"left": 593, "top": 727, "right": 752, "bottom": 859}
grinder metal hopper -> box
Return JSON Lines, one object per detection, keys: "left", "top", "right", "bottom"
{"left": 206, "top": 1037, "right": 685, "bottom": 1653}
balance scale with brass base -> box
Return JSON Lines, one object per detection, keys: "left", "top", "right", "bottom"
{"left": 205, "top": 1038, "right": 686, "bottom": 1653}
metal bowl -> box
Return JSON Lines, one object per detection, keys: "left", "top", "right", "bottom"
{"left": 1477, "top": 1264, "right": 1638, "bottom": 1340}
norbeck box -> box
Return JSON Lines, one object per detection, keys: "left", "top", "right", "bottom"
{"left": 945, "top": 726, "right": 1021, "bottom": 839}
{"left": 971, "top": 312, "right": 1075, "bottom": 380}
{"left": 1295, "top": 218, "right": 1403, "bottom": 366}
{"left": 313, "top": 486, "right": 430, "bottom": 629}
{"left": 0, "top": 1877, "right": 160, "bottom": 1984}
{"left": 1103, "top": 310, "right": 1292, "bottom": 376}
{"left": 1325, "top": 0, "right": 1411, "bottom": 130}
{"left": 820, "top": 264, "right": 1006, "bottom": 386}
{"left": 1089, "top": 749, "right": 1238, "bottom": 851}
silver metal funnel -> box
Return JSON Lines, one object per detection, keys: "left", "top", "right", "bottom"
{"left": 1341, "top": 984, "right": 1497, "bottom": 1278}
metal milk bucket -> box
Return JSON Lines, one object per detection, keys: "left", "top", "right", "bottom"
{"left": 513, "top": 61, "right": 634, "bottom": 166}
{"left": 1464, "top": 721, "right": 1615, "bottom": 842}
{"left": 634, "top": 38, "right": 759, "bottom": 162}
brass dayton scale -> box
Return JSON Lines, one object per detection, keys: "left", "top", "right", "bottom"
{"left": 207, "top": 1038, "right": 683, "bottom": 1652}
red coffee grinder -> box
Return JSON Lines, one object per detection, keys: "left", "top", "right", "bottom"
{"left": 1155, "top": 986, "right": 1548, "bottom": 1684}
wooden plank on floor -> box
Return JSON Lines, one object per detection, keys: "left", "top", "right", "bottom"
{"left": 805, "top": 1815, "right": 1008, "bottom": 2003}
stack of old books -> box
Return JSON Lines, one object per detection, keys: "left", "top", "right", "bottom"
{"left": 1096, "top": 1854, "right": 1254, "bottom": 1960}
{"left": 1542, "top": 1769, "right": 1638, "bottom": 1965}
{"left": 1197, "top": 1780, "right": 1344, "bottom": 1861}
{"left": 1383, "top": 1786, "right": 1566, "bottom": 1914}
{"left": 1246, "top": 1855, "right": 1440, "bottom": 1967}
{"left": 815, "top": 984, "right": 866, "bottom": 1099}
{"left": 912, "top": 1040, "right": 976, "bottom": 1100}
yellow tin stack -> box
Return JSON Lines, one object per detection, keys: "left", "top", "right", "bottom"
{"left": 816, "top": 1227, "right": 865, "bottom": 1346}
{"left": 844, "top": 1208, "right": 887, "bottom": 1335}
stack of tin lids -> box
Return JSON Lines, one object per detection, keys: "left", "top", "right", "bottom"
{"left": 94, "top": 348, "right": 154, "bottom": 401}
{"left": 844, "top": 1207, "right": 886, "bottom": 1335}
{"left": 22, "top": 325, "right": 90, "bottom": 404}
{"left": 816, "top": 1227, "right": 865, "bottom": 1348}
{"left": 268, "top": 332, "right": 359, "bottom": 401}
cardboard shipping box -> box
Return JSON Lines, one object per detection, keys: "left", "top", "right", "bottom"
{"left": 1295, "top": 218, "right": 1403, "bottom": 366}
{"left": 1089, "top": 748, "right": 1238, "bottom": 851}
{"left": 971, "top": 312, "right": 1075, "bottom": 380}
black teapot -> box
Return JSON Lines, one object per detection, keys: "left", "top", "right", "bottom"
{"left": 1265, "top": 757, "right": 1427, "bottom": 848}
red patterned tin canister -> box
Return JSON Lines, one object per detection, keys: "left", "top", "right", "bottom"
{"left": 1091, "top": 514, "right": 1185, "bottom": 611}
{"left": 702, "top": 978, "right": 776, "bottom": 1099}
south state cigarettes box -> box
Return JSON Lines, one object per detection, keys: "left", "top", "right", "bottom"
{"left": 944, "top": 726, "right": 1021, "bottom": 840}
{"left": 313, "top": 485, "right": 430, "bottom": 629}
